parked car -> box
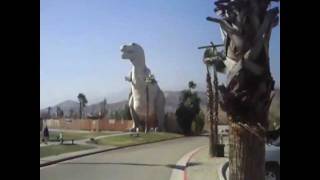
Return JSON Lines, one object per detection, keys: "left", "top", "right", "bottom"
{"left": 265, "top": 136, "right": 280, "bottom": 180}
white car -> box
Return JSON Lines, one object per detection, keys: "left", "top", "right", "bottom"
{"left": 265, "top": 137, "right": 280, "bottom": 180}
{"left": 225, "top": 137, "right": 280, "bottom": 180}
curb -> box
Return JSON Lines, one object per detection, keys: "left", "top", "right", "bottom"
{"left": 218, "top": 161, "right": 229, "bottom": 180}
{"left": 40, "top": 136, "right": 184, "bottom": 168}
{"left": 169, "top": 145, "right": 206, "bottom": 180}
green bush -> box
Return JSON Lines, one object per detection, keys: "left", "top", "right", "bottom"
{"left": 176, "top": 90, "right": 201, "bottom": 135}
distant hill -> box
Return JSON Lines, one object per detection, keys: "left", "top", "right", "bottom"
{"left": 41, "top": 89, "right": 279, "bottom": 124}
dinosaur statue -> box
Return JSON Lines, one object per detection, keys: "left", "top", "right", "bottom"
{"left": 120, "top": 43, "right": 166, "bottom": 131}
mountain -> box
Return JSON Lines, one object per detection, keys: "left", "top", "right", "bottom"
{"left": 41, "top": 89, "right": 279, "bottom": 122}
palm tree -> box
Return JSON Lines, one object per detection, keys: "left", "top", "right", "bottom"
{"left": 202, "top": 46, "right": 224, "bottom": 157}
{"left": 145, "top": 74, "right": 157, "bottom": 133}
{"left": 188, "top": 81, "right": 196, "bottom": 91}
{"left": 207, "top": 0, "right": 279, "bottom": 179}
{"left": 47, "top": 106, "right": 52, "bottom": 119}
{"left": 77, "top": 93, "right": 88, "bottom": 119}
{"left": 100, "top": 98, "right": 107, "bottom": 118}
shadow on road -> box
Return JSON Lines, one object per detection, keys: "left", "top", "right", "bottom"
{"left": 60, "top": 161, "right": 202, "bottom": 170}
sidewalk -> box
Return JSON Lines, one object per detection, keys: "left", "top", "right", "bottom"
{"left": 186, "top": 136, "right": 229, "bottom": 180}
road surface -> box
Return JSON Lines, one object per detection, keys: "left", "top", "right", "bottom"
{"left": 40, "top": 136, "right": 208, "bottom": 180}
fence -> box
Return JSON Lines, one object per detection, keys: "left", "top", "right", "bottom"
{"left": 44, "top": 118, "right": 133, "bottom": 131}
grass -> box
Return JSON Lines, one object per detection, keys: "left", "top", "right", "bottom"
{"left": 40, "top": 144, "right": 94, "bottom": 158}
{"left": 40, "top": 131, "right": 114, "bottom": 143}
{"left": 96, "top": 132, "right": 183, "bottom": 147}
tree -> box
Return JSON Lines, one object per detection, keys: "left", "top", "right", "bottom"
{"left": 207, "top": 0, "right": 279, "bottom": 179}
{"left": 202, "top": 45, "right": 224, "bottom": 157}
{"left": 114, "top": 110, "right": 121, "bottom": 120}
{"left": 77, "top": 93, "right": 88, "bottom": 119}
{"left": 100, "top": 98, "right": 108, "bottom": 118}
{"left": 47, "top": 106, "right": 52, "bottom": 119}
{"left": 56, "top": 106, "right": 64, "bottom": 119}
{"left": 193, "top": 110, "right": 205, "bottom": 135}
{"left": 188, "top": 81, "right": 196, "bottom": 91}
{"left": 176, "top": 83, "right": 201, "bottom": 135}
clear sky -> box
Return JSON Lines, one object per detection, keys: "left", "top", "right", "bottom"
{"left": 40, "top": 0, "right": 280, "bottom": 108}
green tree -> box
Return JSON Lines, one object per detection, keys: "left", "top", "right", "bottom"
{"left": 77, "top": 93, "right": 88, "bottom": 119}
{"left": 175, "top": 83, "right": 201, "bottom": 135}
{"left": 114, "top": 110, "right": 121, "bottom": 120}
{"left": 193, "top": 110, "right": 205, "bottom": 135}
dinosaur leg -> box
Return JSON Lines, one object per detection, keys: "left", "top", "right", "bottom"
{"left": 129, "top": 96, "right": 141, "bottom": 130}
{"left": 155, "top": 91, "right": 166, "bottom": 131}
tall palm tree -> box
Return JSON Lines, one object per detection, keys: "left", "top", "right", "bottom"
{"left": 202, "top": 46, "right": 224, "bottom": 156}
{"left": 77, "top": 93, "right": 88, "bottom": 119}
{"left": 207, "top": 0, "right": 279, "bottom": 179}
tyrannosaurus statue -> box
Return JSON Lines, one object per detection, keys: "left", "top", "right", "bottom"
{"left": 120, "top": 43, "right": 166, "bottom": 131}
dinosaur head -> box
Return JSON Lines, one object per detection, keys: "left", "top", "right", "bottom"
{"left": 120, "top": 43, "right": 145, "bottom": 66}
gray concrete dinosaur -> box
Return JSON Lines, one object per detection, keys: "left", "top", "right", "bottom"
{"left": 120, "top": 43, "right": 166, "bottom": 131}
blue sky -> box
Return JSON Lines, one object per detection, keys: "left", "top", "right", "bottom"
{"left": 40, "top": 0, "right": 280, "bottom": 108}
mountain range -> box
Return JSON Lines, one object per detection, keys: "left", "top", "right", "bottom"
{"left": 40, "top": 89, "right": 280, "bottom": 121}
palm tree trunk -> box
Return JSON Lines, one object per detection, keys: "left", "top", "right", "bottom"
{"left": 229, "top": 123, "right": 265, "bottom": 180}
{"left": 79, "top": 102, "right": 82, "bottom": 119}
{"left": 206, "top": 66, "right": 216, "bottom": 157}
{"left": 226, "top": 53, "right": 274, "bottom": 180}
{"left": 208, "top": 1, "right": 279, "bottom": 179}
{"left": 145, "top": 85, "right": 149, "bottom": 133}
{"left": 213, "top": 65, "right": 219, "bottom": 146}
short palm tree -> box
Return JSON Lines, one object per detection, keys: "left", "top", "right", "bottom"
{"left": 77, "top": 93, "right": 88, "bottom": 119}
{"left": 188, "top": 81, "right": 196, "bottom": 91}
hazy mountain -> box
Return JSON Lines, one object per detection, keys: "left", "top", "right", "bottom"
{"left": 41, "top": 89, "right": 279, "bottom": 121}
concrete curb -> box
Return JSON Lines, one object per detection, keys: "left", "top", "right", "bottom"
{"left": 218, "top": 161, "right": 229, "bottom": 180}
{"left": 40, "top": 136, "right": 184, "bottom": 168}
{"left": 169, "top": 145, "right": 206, "bottom": 180}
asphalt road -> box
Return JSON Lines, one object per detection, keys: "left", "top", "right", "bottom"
{"left": 40, "top": 136, "right": 208, "bottom": 180}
